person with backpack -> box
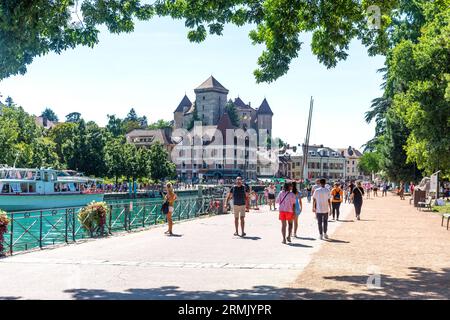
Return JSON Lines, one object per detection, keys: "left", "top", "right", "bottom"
{"left": 351, "top": 181, "right": 365, "bottom": 220}
{"left": 330, "top": 182, "right": 343, "bottom": 220}
{"left": 163, "top": 183, "right": 177, "bottom": 236}
{"left": 276, "top": 182, "right": 297, "bottom": 244}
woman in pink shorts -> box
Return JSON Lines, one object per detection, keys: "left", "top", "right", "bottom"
{"left": 276, "top": 182, "right": 296, "bottom": 244}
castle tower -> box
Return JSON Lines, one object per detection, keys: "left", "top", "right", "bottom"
{"left": 174, "top": 94, "right": 192, "bottom": 129}
{"left": 194, "top": 76, "right": 229, "bottom": 126}
{"left": 256, "top": 98, "right": 274, "bottom": 136}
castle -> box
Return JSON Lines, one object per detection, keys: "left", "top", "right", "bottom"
{"left": 174, "top": 76, "right": 273, "bottom": 134}
{"left": 127, "top": 76, "right": 275, "bottom": 182}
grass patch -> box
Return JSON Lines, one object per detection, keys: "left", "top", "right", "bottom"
{"left": 432, "top": 202, "right": 450, "bottom": 214}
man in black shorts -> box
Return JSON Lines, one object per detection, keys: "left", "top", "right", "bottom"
{"left": 226, "top": 177, "right": 249, "bottom": 237}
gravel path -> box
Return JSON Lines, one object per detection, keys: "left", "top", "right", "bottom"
{"left": 286, "top": 194, "right": 450, "bottom": 299}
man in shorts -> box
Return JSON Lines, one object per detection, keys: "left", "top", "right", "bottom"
{"left": 226, "top": 177, "right": 249, "bottom": 237}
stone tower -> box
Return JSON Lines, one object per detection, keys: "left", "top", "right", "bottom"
{"left": 194, "top": 76, "right": 229, "bottom": 126}
{"left": 173, "top": 94, "right": 192, "bottom": 129}
{"left": 256, "top": 98, "right": 274, "bottom": 136}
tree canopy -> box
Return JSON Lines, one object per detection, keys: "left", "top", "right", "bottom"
{"left": 0, "top": 0, "right": 412, "bottom": 83}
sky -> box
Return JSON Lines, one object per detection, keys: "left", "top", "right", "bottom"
{"left": 0, "top": 17, "right": 385, "bottom": 151}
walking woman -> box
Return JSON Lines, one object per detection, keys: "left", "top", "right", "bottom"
{"left": 276, "top": 182, "right": 296, "bottom": 244}
{"left": 268, "top": 183, "right": 277, "bottom": 210}
{"left": 292, "top": 182, "right": 303, "bottom": 237}
{"left": 330, "top": 183, "right": 343, "bottom": 220}
{"left": 164, "top": 182, "right": 177, "bottom": 235}
{"left": 351, "top": 181, "right": 365, "bottom": 220}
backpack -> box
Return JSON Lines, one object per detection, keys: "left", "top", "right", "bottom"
{"left": 333, "top": 189, "right": 341, "bottom": 201}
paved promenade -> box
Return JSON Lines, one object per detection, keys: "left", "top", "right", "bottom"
{"left": 1, "top": 194, "right": 448, "bottom": 300}
{"left": 288, "top": 194, "right": 450, "bottom": 299}
{"left": 0, "top": 201, "right": 352, "bottom": 300}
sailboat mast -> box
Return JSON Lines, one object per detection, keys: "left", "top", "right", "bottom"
{"left": 302, "top": 97, "right": 314, "bottom": 181}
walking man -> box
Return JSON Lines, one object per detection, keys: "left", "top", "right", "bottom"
{"left": 312, "top": 178, "right": 332, "bottom": 240}
{"left": 226, "top": 177, "right": 249, "bottom": 237}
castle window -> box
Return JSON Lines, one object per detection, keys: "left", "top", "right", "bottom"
{"left": 203, "top": 96, "right": 205, "bottom": 100}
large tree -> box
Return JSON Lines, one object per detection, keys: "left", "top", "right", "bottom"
{"left": 41, "top": 107, "right": 59, "bottom": 122}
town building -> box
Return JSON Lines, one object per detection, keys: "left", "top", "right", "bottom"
{"left": 125, "top": 127, "right": 175, "bottom": 155}
{"left": 337, "top": 146, "right": 366, "bottom": 180}
{"left": 278, "top": 144, "right": 347, "bottom": 181}
{"left": 172, "top": 76, "right": 274, "bottom": 183}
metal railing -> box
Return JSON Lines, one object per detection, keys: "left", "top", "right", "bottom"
{"left": 1, "top": 196, "right": 224, "bottom": 256}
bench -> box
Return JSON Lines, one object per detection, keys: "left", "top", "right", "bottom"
{"left": 417, "top": 197, "right": 433, "bottom": 211}
{"left": 441, "top": 214, "right": 450, "bottom": 230}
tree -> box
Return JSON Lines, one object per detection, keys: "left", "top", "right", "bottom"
{"left": 187, "top": 102, "right": 200, "bottom": 131}
{"left": 0, "top": 0, "right": 403, "bottom": 83}
{"left": 358, "top": 152, "right": 381, "bottom": 175}
{"left": 225, "top": 101, "right": 240, "bottom": 127}
{"left": 148, "top": 119, "right": 172, "bottom": 130}
{"left": 4, "top": 96, "right": 14, "bottom": 107}
{"left": 106, "top": 114, "right": 125, "bottom": 137}
{"left": 0, "top": 104, "right": 59, "bottom": 168}
{"left": 149, "top": 142, "right": 176, "bottom": 182}
{"left": 126, "top": 108, "right": 138, "bottom": 122}
{"left": 41, "top": 107, "right": 59, "bottom": 122}
{"left": 65, "top": 112, "right": 82, "bottom": 123}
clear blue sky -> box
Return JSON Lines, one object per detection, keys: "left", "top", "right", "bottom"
{"left": 0, "top": 17, "right": 385, "bottom": 151}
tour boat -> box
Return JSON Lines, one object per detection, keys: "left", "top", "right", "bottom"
{"left": 0, "top": 166, "right": 104, "bottom": 212}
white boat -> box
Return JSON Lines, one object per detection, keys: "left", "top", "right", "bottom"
{"left": 0, "top": 166, "right": 104, "bottom": 212}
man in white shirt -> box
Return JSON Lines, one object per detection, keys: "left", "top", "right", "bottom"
{"left": 312, "top": 178, "right": 332, "bottom": 240}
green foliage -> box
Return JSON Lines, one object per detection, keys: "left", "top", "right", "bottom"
{"left": 187, "top": 102, "right": 200, "bottom": 131}
{"left": 149, "top": 142, "right": 176, "bottom": 182}
{"left": 225, "top": 101, "right": 240, "bottom": 127}
{"left": 358, "top": 152, "right": 381, "bottom": 175}
{"left": 41, "top": 108, "right": 59, "bottom": 122}
{"left": 0, "top": 105, "right": 58, "bottom": 168}
{"left": 65, "top": 112, "right": 82, "bottom": 123}
{"left": 78, "top": 201, "right": 110, "bottom": 234}
{"left": 148, "top": 119, "right": 172, "bottom": 130}
{"left": 0, "top": 0, "right": 405, "bottom": 83}
{"left": 365, "top": 2, "right": 449, "bottom": 181}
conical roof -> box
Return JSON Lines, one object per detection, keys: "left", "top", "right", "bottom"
{"left": 234, "top": 97, "right": 253, "bottom": 110}
{"left": 194, "top": 76, "right": 229, "bottom": 94}
{"left": 257, "top": 98, "right": 273, "bottom": 115}
{"left": 174, "top": 95, "right": 192, "bottom": 113}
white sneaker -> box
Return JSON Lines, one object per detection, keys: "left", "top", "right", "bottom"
{"left": 324, "top": 234, "right": 329, "bottom": 239}
{"left": 319, "top": 234, "right": 323, "bottom": 240}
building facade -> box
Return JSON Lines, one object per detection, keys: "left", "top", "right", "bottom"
{"left": 173, "top": 76, "right": 274, "bottom": 182}
{"left": 337, "top": 146, "right": 366, "bottom": 180}
{"left": 278, "top": 144, "right": 347, "bottom": 181}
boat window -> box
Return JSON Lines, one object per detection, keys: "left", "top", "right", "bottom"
{"left": 21, "top": 183, "right": 28, "bottom": 193}
{"left": 36, "top": 172, "right": 41, "bottom": 180}
{"left": 29, "top": 183, "right": 36, "bottom": 193}
{"left": 11, "top": 183, "right": 21, "bottom": 193}
{"left": 43, "top": 172, "right": 49, "bottom": 182}
{"left": 1, "top": 183, "right": 9, "bottom": 193}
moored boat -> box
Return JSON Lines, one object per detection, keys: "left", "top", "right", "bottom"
{"left": 0, "top": 166, "right": 104, "bottom": 212}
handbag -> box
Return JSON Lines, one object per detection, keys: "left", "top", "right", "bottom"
{"left": 161, "top": 200, "right": 169, "bottom": 215}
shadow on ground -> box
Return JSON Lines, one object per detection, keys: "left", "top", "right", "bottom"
{"left": 63, "top": 267, "right": 450, "bottom": 300}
